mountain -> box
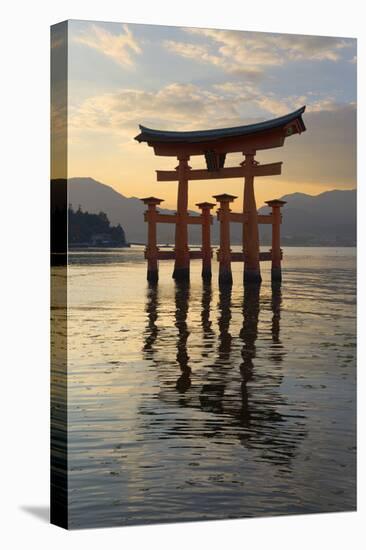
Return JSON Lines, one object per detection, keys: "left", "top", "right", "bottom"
{"left": 67, "top": 177, "right": 356, "bottom": 246}
{"left": 68, "top": 177, "right": 201, "bottom": 244}
{"left": 258, "top": 189, "right": 356, "bottom": 246}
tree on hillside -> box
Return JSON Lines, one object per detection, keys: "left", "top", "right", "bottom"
{"left": 68, "top": 206, "right": 127, "bottom": 246}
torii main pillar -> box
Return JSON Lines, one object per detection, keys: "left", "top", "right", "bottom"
{"left": 173, "top": 155, "right": 191, "bottom": 281}
{"left": 242, "top": 153, "right": 262, "bottom": 284}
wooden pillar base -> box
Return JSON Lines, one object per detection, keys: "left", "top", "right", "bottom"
{"left": 271, "top": 267, "right": 282, "bottom": 283}
{"left": 147, "top": 269, "right": 159, "bottom": 283}
{"left": 244, "top": 268, "right": 262, "bottom": 284}
{"left": 219, "top": 269, "right": 233, "bottom": 286}
{"left": 202, "top": 267, "right": 212, "bottom": 281}
{"left": 172, "top": 267, "right": 190, "bottom": 281}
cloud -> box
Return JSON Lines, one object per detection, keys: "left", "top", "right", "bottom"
{"left": 213, "top": 82, "right": 310, "bottom": 116}
{"left": 164, "top": 39, "right": 263, "bottom": 77}
{"left": 73, "top": 23, "right": 141, "bottom": 67}
{"left": 69, "top": 82, "right": 246, "bottom": 140}
{"left": 307, "top": 99, "right": 357, "bottom": 112}
{"left": 266, "top": 33, "right": 353, "bottom": 61}
{"left": 70, "top": 81, "right": 303, "bottom": 141}
{"left": 185, "top": 28, "right": 283, "bottom": 68}
{"left": 165, "top": 28, "right": 354, "bottom": 74}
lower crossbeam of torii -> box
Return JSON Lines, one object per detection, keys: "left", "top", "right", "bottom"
{"left": 135, "top": 106, "right": 306, "bottom": 285}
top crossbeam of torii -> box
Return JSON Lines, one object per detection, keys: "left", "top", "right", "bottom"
{"left": 134, "top": 106, "right": 306, "bottom": 175}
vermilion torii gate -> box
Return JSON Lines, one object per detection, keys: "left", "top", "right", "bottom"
{"left": 135, "top": 106, "right": 306, "bottom": 284}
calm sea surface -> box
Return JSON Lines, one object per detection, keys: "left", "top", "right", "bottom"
{"left": 54, "top": 247, "right": 356, "bottom": 528}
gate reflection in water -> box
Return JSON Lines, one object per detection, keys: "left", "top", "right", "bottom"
{"left": 143, "top": 282, "right": 306, "bottom": 468}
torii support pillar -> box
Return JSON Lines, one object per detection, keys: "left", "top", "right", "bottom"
{"left": 196, "top": 201, "right": 215, "bottom": 281}
{"left": 141, "top": 196, "right": 164, "bottom": 283}
{"left": 265, "top": 199, "right": 286, "bottom": 283}
{"left": 243, "top": 153, "right": 262, "bottom": 285}
{"left": 173, "top": 156, "right": 191, "bottom": 281}
{"left": 214, "top": 194, "right": 237, "bottom": 286}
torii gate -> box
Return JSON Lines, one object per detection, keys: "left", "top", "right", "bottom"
{"left": 135, "top": 106, "right": 306, "bottom": 284}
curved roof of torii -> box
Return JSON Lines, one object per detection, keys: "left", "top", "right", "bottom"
{"left": 135, "top": 106, "right": 306, "bottom": 144}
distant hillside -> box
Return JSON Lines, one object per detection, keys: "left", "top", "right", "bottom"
{"left": 67, "top": 177, "right": 356, "bottom": 246}
{"left": 259, "top": 189, "right": 356, "bottom": 246}
{"left": 68, "top": 206, "right": 127, "bottom": 247}
{"left": 68, "top": 177, "right": 200, "bottom": 244}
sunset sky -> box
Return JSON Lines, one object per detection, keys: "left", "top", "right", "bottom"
{"left": 62, "top": 20, "right": 356, "bottom": 210}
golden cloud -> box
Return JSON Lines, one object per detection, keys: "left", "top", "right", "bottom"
{"left": 73, "top": 23, "right": 141, "bottom": 67}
